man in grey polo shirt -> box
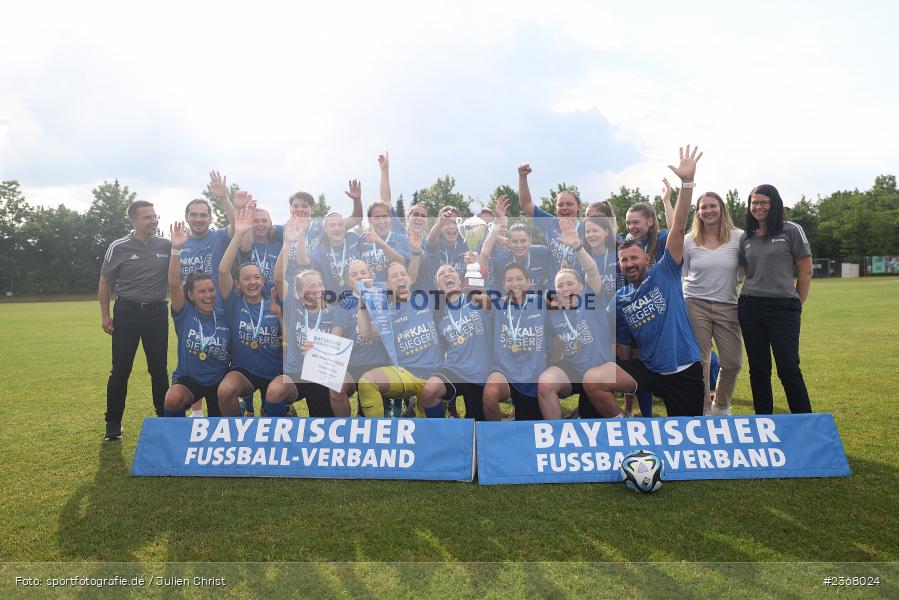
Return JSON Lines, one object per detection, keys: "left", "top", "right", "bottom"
{"left": 98, "top": 200, "right": 171, "bottom": 441}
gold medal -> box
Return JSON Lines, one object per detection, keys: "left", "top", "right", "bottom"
{"left": 376, "top": 264, "right": 383, "bottom": 271}
{"left": 338, "top": 277, "right": 345, "bottom": 287}
{"left": 198, "top": 351, "right": 207, "bottom": 361}
{"left": 457, "top": 336, "right": 465, "bottom": 345}
{"left": 510, "top": 344, "right": 519, "bottom": 353}
{"left": 572, "top": 342, "right": 580, "bottom": 352}
{"left": 250, "top": 340, "right": 259, "bottom": 349}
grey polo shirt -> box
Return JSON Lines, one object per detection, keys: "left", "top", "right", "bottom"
{"left": 739, "top": 222, "right": 811, "bottom": 299}
{"left": 100, "top": 234, "right": 171, "bottom": 302}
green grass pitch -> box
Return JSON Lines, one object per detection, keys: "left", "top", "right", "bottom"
{"left": 1, "top": 278, "right": 897, "bottom": 597}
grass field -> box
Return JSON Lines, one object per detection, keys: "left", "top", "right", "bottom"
{"left": 1, "top": 278, "right": 897, "bottom": 598}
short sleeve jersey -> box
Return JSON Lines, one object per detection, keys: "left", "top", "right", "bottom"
{"left": 437, "top": 299, "right": 494, "bottom": 383}
{"left": 100, "top": 234, "right": 171, "bottom": 301}
{"left": 360, "top": 231, "right": 413, "bottom": 283}
{"left": 616, "top": 249, "right": 700, "bottom": 374}
{"left": 385, "top": 301, "right": 443, "bottom": 379}
{"left": 238, "top": 228, "right": 284, "bottom": 294}
{"left": 172, "top": 302, "right": 231, "bottom": 386}
{"left": 739, "top": 222, "right": 811, "bottom": 299}
{"left": 223, "top": 292, "right": 282, "bottom": 380}
{"left": 548, "top": 294, "right": 614, "bottom": 374}
{"left": 179, "top": 228, "right": 231, "bottom": 288}
{"left": 493, "top": 295, "right": 548, "bottom": 397}
{"left": 309, "top": 232, "right": 364, "bottom": 296}
{"left": 532, "top": 207, "right": 584, "bottom": 271}
{"left": 283, "top": 304, "right": 345, "bottom": 376}
{"left": 489, "top": 245, "right": 554, "bottom": 292}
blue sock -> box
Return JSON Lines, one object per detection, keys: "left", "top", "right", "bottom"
{"left": 424, "top": 403, "right": 445, "bottom": 418}
{"left": 638, "top": 392, "right": 653, "bottom": 417}
{"left": 264, "top": 400, "right": 288, "bottom": 417}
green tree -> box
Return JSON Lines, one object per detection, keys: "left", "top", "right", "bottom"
{"left": 725, "top": 189, "right": 746, "bottom": 231}
{"left": 784, "top": 196, "right": 818, "bottom": 251}
{"left": 539, "top": 183, "right": 580, "bottom": 215}
{"left": 86, "top": 179, "right": 136, "bottom": 265}
{"left": 488, "top": 185, "right": 524, "bottom": 219}
{"left": 411, "top": 176, "right": 472, "bottom": 217}
{"left": 202, "top": 183, "right": 239, "bottom": 228}
{"left": 313, "top": 194, "right": 331, "bottom": 218}
{"left": 0, "top": 181, "right": 33, "bottom": 293}
{"left": 395, "top": 193, "right": 406, "bottom": 218}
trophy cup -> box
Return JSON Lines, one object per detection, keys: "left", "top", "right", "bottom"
{"left": 456, "top": 214, "right": 492, "bottom": 291}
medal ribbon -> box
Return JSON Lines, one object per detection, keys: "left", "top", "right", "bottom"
{"left": 505, "top": 297, "right": 528, "bottom": 345}
{"left": 196, "top": 310, "right": 218, "bottom": 354}
{"left": 330, "top": 238, "right": 347, "bottom": 282}
{"left": 243, "top": 298, "right": 265, "bottom": 343}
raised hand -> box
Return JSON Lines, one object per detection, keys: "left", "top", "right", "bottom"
{"left": 345, "top": 179, "right": 362, "bottom": 202}
{"left": 557, "top": 218, "right": 581, "bottom": 248}
{"left": 661, "top": 177, "right": 672, "bottom": 202}
{"left": 235, "top": 201, "right": 255, "bottom": 237}
{"left": 269, "top": 287, "right": 282, "bottom": 317}
{"left": 234, "top": 190, "right": 252, "bottom": 209}
{"left": 170, "top": 221, "right": 190, "bottom": 249}
{"left": 408, "top": 226, "right": 422, "bottom": 252}
{"left": 363, "top": 231, "right": 385, "bottom": 247}
{"left": 494, "top": 194, "right": 510, "bottom": 225}
{"left": 208, "top": 171, "right": 228, "bottom": 199}
{"left": 284, "top": 215, "right": 308, "bottom": 243}
{"left": 518, "top": 163, "right": 532, "bottom": 177}
{"left": 667, "top": 145, "right": 703, "bottom": 183}
{"left": 378, "top": 151, "right": 389, "bottom": 171}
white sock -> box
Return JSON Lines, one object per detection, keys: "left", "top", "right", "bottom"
{"left": 190, "top": 409, "right": 204, "bottom": 418}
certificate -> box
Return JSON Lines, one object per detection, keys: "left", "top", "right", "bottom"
{"left": 300, "top": 330, "right": 354, "bottom": 392}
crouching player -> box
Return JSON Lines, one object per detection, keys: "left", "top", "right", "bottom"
{"left": 216, "top": 206, "right": 284, "bottom": 416}
{"left": 163, "top": 222, "right": 230, "bottom": 417}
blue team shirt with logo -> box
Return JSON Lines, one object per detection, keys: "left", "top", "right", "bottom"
{"left": 309, "top": 231, "right": 363, "bottom": 296}
{"left": 384, "top": 300, "right": 442, "bottom": 379}
{"left": 493, "top": 295, "right": 548, "bottom": 397}
{"left": 335, "top": 296, "right": 391, "bottom": 367}
{"left": 489, "top": 245, "right": 553, "bottom": 292}
{"left": 360, "top": 231, "right": 412, "bottom": 283}
{"left": 172, "top": 301, "right": 230, "bottom": 386}
{"left": 616, "top": 249, "right": 699, "bottom": 374}
{"left": 437, "top": 299, "right": 494, "bottom": 383}
{"left": 574, "top": 248, "right": 620, "bottom": 296}
{"left": 548, "top": 294, "right": 614, "bottom": 374}
{"left": 178, "top": 228, "right": 231, "bottom": 288}
{"left": 238, "top": 228, "right": 283, "bottom": 295}
{"left": 421, "top": 237, "right": 469, "bottom": 291}
{"left": 223, "top": 292, "right": 282, "bottom": 380}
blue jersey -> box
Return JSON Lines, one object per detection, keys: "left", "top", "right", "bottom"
{"left": 489, "top": 245, "right": 553, "bottom": 293}
{"left": 238, "top": 229, "right": 283, "bottom": 294}
{"left": 335, "top": 297, "right": 391, "bottom": 367}
{"left": 383, "top": 301, "right": 442, "bottom": 379}
{"left": 421, "top": 236, "right": 469, "bottom": 291}
{"left": 284, "top": 304, "right": 345, "bottom": 376}
{"left": 493, "top": 295, "right": 548, "bottom": 397}
{"left": 574, "top": 248, "right": 620, "bottom": 296}
{"left": 548, "top": 294, "right": 614, "bottom": 374}
{"left": 179, "top": 228, "right": 230, "bottom": 288}
{"left": 616, "top": 249, "right": 699, "bottom": 374}
{"left": 309, "top": 231, "right": 364, "bottom": 296}
{"left": 360, "top": 231, "right": 412, "bottom": 283}
{"left": 223, "top": 292, "right": 282, "bottom": 380}
{"left": 625, "top": 229, "right": 669, "bottom": 268}
{"left": 437, "top": 299, "right": 494, "bottom": 383}
{"left": 532, "top": 206, "right": 584, "bottom": 271}
{"left": 172, "top": 301, "right": 230, "bottom": 386}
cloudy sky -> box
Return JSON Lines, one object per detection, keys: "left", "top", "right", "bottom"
{"left": 2, "top": 0, "right": 897, "bottom": 226}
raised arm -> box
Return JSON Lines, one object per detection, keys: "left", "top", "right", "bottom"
{"left": 559, "top": 219, "right": 601, "bottom": 293}
{"left": 664, "top": 145, "right": 702, "bottom": 264}
{"left": 378, "top": 151, "right": 392, "bottom": 206}
{"left": 478, "top": 195, "right": 509, "bottom": 273}
{"left": 168, "top": 222, "right": 190, "bottom": 312}
{"left": 407, "top": 225, "right": 423, "bottom": 282}
{"left": 284, "top": 215, "right": 311, "bottom": 267}
{"left": 427, "top": 208, "right": 453, "bottom": 250}
{"left": 219, "top": 202, "right": 255, "bottom": 300}
{"left": 517, "top": 163, "right": 536, "bottom": 217}
{"left": 343, "top": 179, "right": 363, "bottom": 230}
{"left": 209, "top": 170, "right": 240, "bottom": 232}
{"left": 234, "top": 191, "right": 253, "bottom": 253}
{"left": 660, "top": 177, "right": 675, "bottom": 231}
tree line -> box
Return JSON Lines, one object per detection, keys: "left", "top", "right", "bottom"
{"left": 1, "top": 174, "right": 897, "bottom": 294}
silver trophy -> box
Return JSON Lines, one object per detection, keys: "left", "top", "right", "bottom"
{"left": 455, "top": 215, "right": 492, "bottom": 290}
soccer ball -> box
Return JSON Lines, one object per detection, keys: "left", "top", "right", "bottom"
{"left": 620, "top": 449, "right": 664, "bottom": 493}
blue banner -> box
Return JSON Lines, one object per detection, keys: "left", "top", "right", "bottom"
{"left": 477, "top": 414, "right": 851, "bottom": 485}
{"left": 132, "top": 417, "right": 475, "bottom": 481}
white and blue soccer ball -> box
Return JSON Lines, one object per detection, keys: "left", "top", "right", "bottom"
{"left": 620, "top": 449, "right": 664, "bottom": 493}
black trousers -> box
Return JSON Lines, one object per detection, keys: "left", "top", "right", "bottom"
{"left": 106, "top": 301, "right": 169, "bottom": 422}
{"left": 738, "top": 295, "right": 812, "bottom": 414}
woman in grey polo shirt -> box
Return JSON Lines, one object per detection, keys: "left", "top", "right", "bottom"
{"left": 683, "top": 191, "right": 744, "bottom": 416}
{"left": 738, "top": 184, "right": 814, "bottom": 414}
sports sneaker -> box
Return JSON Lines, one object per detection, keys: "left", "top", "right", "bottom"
{"left": 284, "top": 404, "right": 298, "bottom": 417}
{"left": 709, "top": 404, "right": 732, "bottom": 416}
{"left": 104, "top": 421, "right": 122, "bottom": 442}
{"left": 447, "top": 404, "right": 461, "bottom": 418}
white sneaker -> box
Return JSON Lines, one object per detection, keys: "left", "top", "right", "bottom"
{"left": 709, "top": 404, "right": 732, "bottom": 416}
